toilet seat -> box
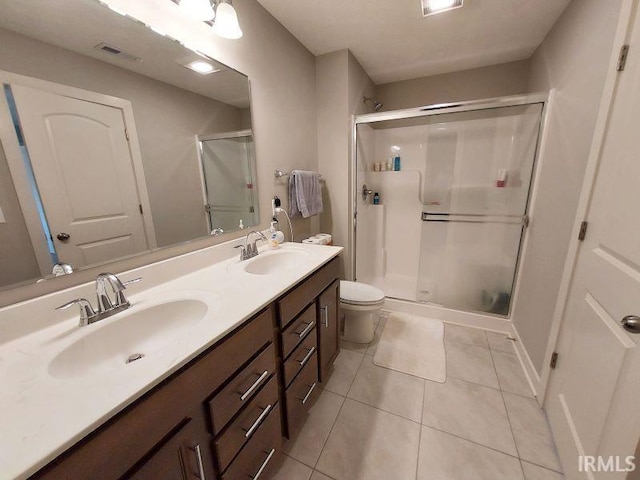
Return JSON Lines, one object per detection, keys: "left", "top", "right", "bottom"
{"left": 340, "top": 281, "right": 385, "bottom": 306}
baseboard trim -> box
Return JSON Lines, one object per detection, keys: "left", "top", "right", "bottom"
{"left": 510, "top": 323, "right": 543, "bottom": 404}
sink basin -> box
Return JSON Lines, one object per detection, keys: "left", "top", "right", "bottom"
{"left": 242, "top": 248, "right": 311, "bottom": 275}
{"left": 48, "top": 298, "right": 210, "bottom": 380}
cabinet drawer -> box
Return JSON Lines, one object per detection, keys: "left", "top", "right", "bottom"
{"left": 222, "top": 404, "right": 282, "bottom": 480}
{"left": 283, "top": 328, "right": 317, "bottom": 388}
{"left": 209, "top": 343, "right": 276, "bottom": 435}
{"left": 282, "top": 302, "right": 316, "bottom": 360}
{"left": 215, "top": 377, "right": 278, "bottom": 472}
{"left": 278, "top": 257, "right": 339, "bottom": 328}
{"left": 285, "top": 347, "right": 319, "bottom": 436}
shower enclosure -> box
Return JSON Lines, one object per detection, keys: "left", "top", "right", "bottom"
{"left": 352, "top": 94, "right": 546, "bottom": 317}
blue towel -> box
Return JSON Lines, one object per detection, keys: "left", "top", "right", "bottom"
{"left": 289, "top": 170, "right": 323, "bottom": 218}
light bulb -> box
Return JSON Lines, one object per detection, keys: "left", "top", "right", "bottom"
{"left": 180, "top": 0, "right": 215, "bottom": 21}
{"left": 427, "top": 0, "right": 455, "bottom": 10}
{"left": 213, "top": 2, "right": 243, "bottom": 39}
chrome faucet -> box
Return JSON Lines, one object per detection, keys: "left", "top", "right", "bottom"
{"left": 235, "top": 230, "right": 267, "bottom": 261}
{"left": 55, "top": 273, "right": 141, "bottom": 326}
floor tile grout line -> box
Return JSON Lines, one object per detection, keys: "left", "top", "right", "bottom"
{"left": 420, "top": 423, "right": 525, "bottom": 462}
{"left": 415, "top": 376, "right": 427, "bottom": 480}
{"left": 310, "top": 392, "right": 347, "bottom": 472}
{"left": 489, "top": 345, "right": 524, "bottom": 463}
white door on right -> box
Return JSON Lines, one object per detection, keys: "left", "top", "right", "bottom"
{"left": 545, "top": 7, "right": 640, "bottom": 480}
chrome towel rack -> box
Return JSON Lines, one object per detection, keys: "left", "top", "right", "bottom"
{"left": 274, "top": 169, "right": 323, "bottom": 178}
{"left": 421, "top": 212, "right": 529, "bottom": 227}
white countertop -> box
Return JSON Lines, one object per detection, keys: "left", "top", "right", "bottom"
{"left": 0, "top": 242, "right": 342, "bottom": 480}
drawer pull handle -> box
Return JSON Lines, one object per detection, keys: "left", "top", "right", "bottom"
{"left": 297, "top": 346, "right": 316, "bottom": 367}
{"left": 299, "top": 382, "right": 317, "bottom": 405}
{"left": 296, "top": 320, "right": 316, "bottom": 338}
{"left": 243, "top": 404, "right": 273, "bottom": 438}
{"left": 240, "top": 370, "right": 269, "bottom": 401}
{"left": 251, "top": 448, "right": 276, "bottom": 480}
{"left": 192, "top": 444, "right": 207, "bottom": 480}
{"left": 321, "top": 306, "right": 329, "bottom": 327}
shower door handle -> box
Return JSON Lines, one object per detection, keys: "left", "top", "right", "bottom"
{"left": 362, "top": 184, "right": 373, "bottom": 201}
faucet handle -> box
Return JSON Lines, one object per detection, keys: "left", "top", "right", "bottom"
{"left": 122, "top": 277, "right": 142, "bottom": 287}
{"left": 55, "top": 298, "right": 97, "bottom": 326}
{"left": 117, "top": 277, "right": 142, "bottom": 307}
{"left": 235, "top": 244, "right": 248, "bottom": 260}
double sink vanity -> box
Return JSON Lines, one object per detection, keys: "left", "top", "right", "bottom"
{"left": 0, "top": 241, "right": 343, "bottom": 480}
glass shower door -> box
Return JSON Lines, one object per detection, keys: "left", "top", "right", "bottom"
{"left": 417, "top": 103, "right": 543, "bottom": 315}
{"left": 355, "top": 102, "right": 544, "bottom": 316}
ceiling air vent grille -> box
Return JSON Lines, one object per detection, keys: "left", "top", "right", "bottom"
{"left": 421, "top": 0, "right": 464, "bottom": 17}
{"left": 94, "top": 43, "right": 141, "bottom": 62}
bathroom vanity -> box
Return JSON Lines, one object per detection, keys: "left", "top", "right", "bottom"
{"left": 0, "top": 242, "right": 342, "bottom": 480}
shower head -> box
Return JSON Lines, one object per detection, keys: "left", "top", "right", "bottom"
{"left": 363, "top": 96, "right": 383, "bottom": 112}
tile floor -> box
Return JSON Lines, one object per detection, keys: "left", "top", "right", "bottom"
{"left": 273, "top": 312, "right": 564, "bottom": 480}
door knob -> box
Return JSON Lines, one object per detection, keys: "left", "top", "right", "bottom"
{"left": 621, "top": 315, "right": 640, "bottom": 334}
{"left": 57, "top": 233, "right": 70, "bottom": 241}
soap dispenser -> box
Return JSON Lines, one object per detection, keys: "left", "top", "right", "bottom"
{"left": 268, "top": 221, "right": 281, "bottom": 249}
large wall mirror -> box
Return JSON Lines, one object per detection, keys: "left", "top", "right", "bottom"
{"left": 0, "top": 0, "right": 258, "bottom": 292}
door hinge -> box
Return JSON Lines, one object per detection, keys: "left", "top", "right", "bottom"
{"left": 578, "top": 221, "right": 588, "bottom": 241}
{"left": 550, "top": 352, "right": 559, "bottom": 370}
{"left": 617, "top": 44, "right": 629, "bottom": 71}
{"left": 125, "top": 128, "right": 130, "bottom": 141}
{"left": 139, "top": 204, "right": 143, "bottom": 214}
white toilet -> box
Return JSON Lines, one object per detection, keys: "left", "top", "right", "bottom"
{"left": 340, "top": 281, "right": 385, "bottom": 343}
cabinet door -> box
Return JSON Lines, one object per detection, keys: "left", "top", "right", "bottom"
{"left": 129, "top": 413, "right": 214, "bottom": 480}
{"left": 317, "top": 280, "right": 340, "bottom": 382}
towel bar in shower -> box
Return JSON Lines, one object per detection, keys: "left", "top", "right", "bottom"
{"left": 421, "top": 212, "right": 529, "bottom": 227}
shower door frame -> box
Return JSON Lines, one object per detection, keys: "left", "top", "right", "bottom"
{"left": 350, "top": 92, "right": 550, "bottom": 318}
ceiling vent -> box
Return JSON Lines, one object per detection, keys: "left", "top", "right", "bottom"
{"left": 94, "top": 43, "right": 142, "bottom": 62}
{"left": 421, "top": 0, "right": 464, "bottom": 17}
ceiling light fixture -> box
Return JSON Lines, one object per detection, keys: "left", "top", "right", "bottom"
{"left": 212, "top": 0, "right": 243, "bottom": 40}
{"left": 179, "top": 0, "right": 215, "bottom": 21}
{"left": 421, "top": 0, "right": 463, "bottom": 17}
{"left": 185, "top": 60, "right": 219, "bottom": 74}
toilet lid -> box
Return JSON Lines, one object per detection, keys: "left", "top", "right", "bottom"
{"left": 340, "top": 281, "right": 385, "bottom": 305}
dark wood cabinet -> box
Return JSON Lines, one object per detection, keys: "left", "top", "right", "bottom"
{"left": 317, "top": 280, "right": 340, "bottom": 383}
{"left": 129, "top": 409, "right": 214, "bottom": 480}
{"left": 273, "top": 257, "right": 340, "bottom": 438}
{"left": 29, "top": 254, "right": 341, "bottom": 480}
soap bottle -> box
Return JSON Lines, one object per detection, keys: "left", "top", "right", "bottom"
{"left": 393, "top": 156, "right": 401, "bottom": 171}
{"left": 268, "top": 221, "right": 281, "bottom": 249}
{"left": 373, "top": 192, "right": 380, "bottom": 205}
{"left": 238, "top": 219, "right": 245, "bottom": 229}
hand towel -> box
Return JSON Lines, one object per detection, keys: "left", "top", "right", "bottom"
{"left": 289, "top": 170, "right": 323, "bottom": 218}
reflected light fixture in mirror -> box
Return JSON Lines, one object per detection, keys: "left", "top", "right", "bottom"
{"left": 421, "top": 0, "right": 463, "bottom": 17}
{"left": 180, "top": 0, "right": 215, "bottom": 21}
{"left": 177, "top": 0, "right": 243, "bottom": 39}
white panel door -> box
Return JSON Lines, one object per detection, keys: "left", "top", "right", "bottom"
{"left": 545, "top": 8, "right": 640, "bottom": 480}
{"left": 11, "top": 84, "right": 149, "bottom": 268}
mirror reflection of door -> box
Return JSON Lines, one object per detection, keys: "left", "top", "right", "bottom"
{"left": 199, "top": 131, "right": 259, "bottom": 233}
{"left": 6, "top": 83, "right": 156, "bottom": 271}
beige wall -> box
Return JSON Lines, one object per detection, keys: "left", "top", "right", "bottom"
{"left": 316, "top": 50, "right": 374, "bottom": 277}
{"left": 0, "top": 27, "right": 244, "bottom": 249}
{"left": 513, "top": 0, "right": 624, "bottom": 374}
{"left": 0, "top": 141, "right": 40, "bottom": 288}
{"left": 375, "top": 60, "right": 531, "bottom": 111}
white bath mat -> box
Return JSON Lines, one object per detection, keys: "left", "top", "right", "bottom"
{"left": 373, "top": 312, "right": 446, "bottom": 382}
